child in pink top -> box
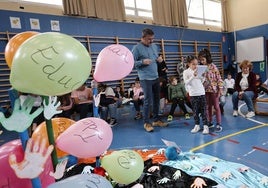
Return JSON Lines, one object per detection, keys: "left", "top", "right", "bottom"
{"left": 198, "top": 49, "right": 224, "bottom": 132}
{"left": 132, "top": 80, "right": 144, "bottom": 120}
{"left": 71, "top": 83, "right": 93, "bottom": 119}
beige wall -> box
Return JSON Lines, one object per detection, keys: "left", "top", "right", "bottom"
{"left": 227, "top": 0, "right": 268, "bottom": 31}
{"left": 0, "top": 1, "right": 63, "bottom": 15}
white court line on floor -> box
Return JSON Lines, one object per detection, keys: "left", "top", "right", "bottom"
{"left": 238, "top": 102, "right": 266, "bottom": 124}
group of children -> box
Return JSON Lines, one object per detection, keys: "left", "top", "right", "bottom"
{"left": 56, "top": 48, "right": 268, "bottom": 135}
{"left": 125, "top": 49, "right": 228, "bottom": 135}
{"left": 158, "top": 49, "right": 228, "bottom": 135}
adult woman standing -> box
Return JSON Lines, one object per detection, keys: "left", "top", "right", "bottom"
{"left": 198, "top": 49, "right": 224, "bottom": 132}
{"left": 232, "top": 60, "right": 257, "bottom": 118}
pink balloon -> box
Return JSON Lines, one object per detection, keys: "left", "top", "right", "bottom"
{"left": 93, "top": 44, "right": 134, "bottom": 82}
{"left": 0, "top": 139, "right": 55, "bottom": 188}
{"left": 56, "top": 117, "right": 113, "bottom": 158}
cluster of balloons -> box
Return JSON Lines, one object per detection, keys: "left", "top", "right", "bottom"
{"left": 5, "top": 32, "right": 135, "bottom": 93}
{"left": 0, "top": 117, "right": 144, "bottom": 187}
{"left": 0, "top": 30, "right": 138, "bottom": 187}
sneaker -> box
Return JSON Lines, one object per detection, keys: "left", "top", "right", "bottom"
{"left": 233, "top": 110, "right": 238, "bottom": 117}
{"left": 134, "top": 113, "right": 142, "bottom": 120}
{"left": 144, "top": 123, "right": 154, "bottom": 132}
{"left": 202, "top": 125, "right": 209, "bottom": 134}
{"left": 208, "top": 122, "right": 214, "bottom": 128}
{"left": 215, "top": 124, "right": 222, "bottom": 132}
{"left": 152, "top": 120, "right": 168, "bottom": 127}
{"left": 185, "top": 113, "right": 190, "bottom": 120}
{"left": 191, "top": 125, "right": 200, "bottom": 133}
{"left": 167, "top": 115, "right": 173, "bottom": 122}
{"left": 245, "top": 111, "right": 255, "bottom": 118}
{"left": 109, "top": 118, "right": 117, "bottom": 127}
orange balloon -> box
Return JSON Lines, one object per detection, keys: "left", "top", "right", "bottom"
{"left": 5, "top": 31, "right": 39, "bottom": 69}
{"left": 32, "top": 117, "right": 75, "bottom": 158}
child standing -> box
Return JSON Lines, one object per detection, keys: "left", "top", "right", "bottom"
{"left": 167, "top": 76, "right": 190, "bottom": 121}
{"left": 198, "top": 48, "right": 224, "bottom": 132}
{"left": 183, "top": 56, "right": 209, "bottom": 134}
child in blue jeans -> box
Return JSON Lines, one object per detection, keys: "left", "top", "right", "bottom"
{"left": 98, "top": 83, "right": 118, "bottom": 126}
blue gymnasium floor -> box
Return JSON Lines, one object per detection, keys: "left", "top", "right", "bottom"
{"left": 110, "top": 95, "right": 268, "bottom": 176}
{"left": 0, "top": 95, "right": 267, "bottom": 178}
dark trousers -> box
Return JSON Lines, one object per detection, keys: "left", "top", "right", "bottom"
{"left": 73, "top": 103, "right": 93, "bottom": 119}
{"left": 227, "top": 88, "right": 235, "bottom": 95}
{"left": 169, "top": 98, "right": 188, "bottom": 116}
{"left": 190, "top": 95, "right": 208, "bottom": 125}
{"left": 133, "top": 99, "right": 143, "bottom": 112}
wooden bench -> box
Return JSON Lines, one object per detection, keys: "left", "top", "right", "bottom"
{"left": 254, "top": 98, "right": 268, "bottom": 115}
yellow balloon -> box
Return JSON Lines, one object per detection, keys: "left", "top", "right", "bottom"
{"left": 10, "top": 32, "right": 92, "bottom": 96}
{"left": 101, "top": 150, "right": 144, "bottom": 184}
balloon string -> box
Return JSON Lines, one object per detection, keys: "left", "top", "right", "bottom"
{"left": 43, "top": 96, "right": 58, "bottom": 171}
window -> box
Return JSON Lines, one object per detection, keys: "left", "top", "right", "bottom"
{"left": 124, "top": 0, "right": 152, "bottom": 19}
{"left": 186, "top": 0, "right": 221, "bottom": 27}
{"left": 21, "top": 0, "right": 62, "bottom": 6}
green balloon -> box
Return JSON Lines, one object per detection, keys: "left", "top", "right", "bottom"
{"left": 101, "top": 150, "right": 144, "bottom": 184}
{"left": 10, "top": 32, "right": 92, "bottom": 96}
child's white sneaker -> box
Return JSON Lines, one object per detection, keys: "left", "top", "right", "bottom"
{"left": 191, "top": 125, "right": 200, "bottom": 133}
{"left": 202, "top": 125, "right": 209, "bottom": 134}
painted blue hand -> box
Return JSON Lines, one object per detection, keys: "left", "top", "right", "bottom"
{"left": 0, "top": 97, "right": 43, "bottom": 132}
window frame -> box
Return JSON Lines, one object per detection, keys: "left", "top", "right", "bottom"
{"left": 186, "top": 0, "right": 221, "bottom": 27}
{"left": 124, "top": 0, "right": 153, "bottom": 19}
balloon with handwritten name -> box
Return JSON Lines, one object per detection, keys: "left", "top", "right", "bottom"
{"left": 94, "top": 44, "right": 134, "bottom": 82}
{"left": 10, "top": 32, "right": 92, "bottom": 96}
{"left": 5, "top": 31, "right": 39, "bottom": 69}
{"left": 101, "top": 150, "right": 144, "bottom": 184}
{"left": 56, "top": 117, "right": 113, "bottom": 158}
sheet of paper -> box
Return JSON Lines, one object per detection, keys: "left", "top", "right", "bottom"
{"left": 197, "top": 65, "right": 207, "bottom": 77}
{"left": 161, "top": 138, "right": 181, "bottom": 152}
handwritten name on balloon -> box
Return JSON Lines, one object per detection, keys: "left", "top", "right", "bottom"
{"left": 31, "top": 46, "right": 81, "bottom": 90}
{"left": 107, "top": 45, "right": 130, "bottom": 64}
{"left": 73, "top": 119, "right": 103, "bottom": 143}
{"left": 117, "top": 150, "right": 137, "bottom": 169}
{"left": 10, "top": 32, "right": 91, "bottom": 96}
